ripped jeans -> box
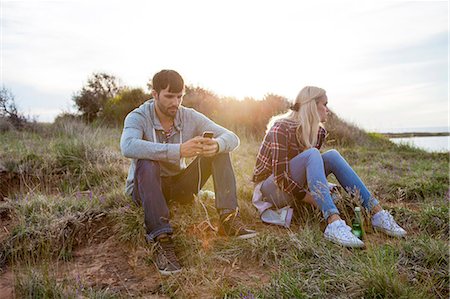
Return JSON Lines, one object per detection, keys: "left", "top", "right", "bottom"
{"left": 260, "top": 148, "right": 379, "bottom": 220}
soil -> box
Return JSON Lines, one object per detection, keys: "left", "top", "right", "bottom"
{"left": 0, "top": 167, "right": 19, "bottom": 200}
{"left": 53, "top": 233, "right": 270, "bottom": 298}
{"left": 0, "top": 204, "right": 15, "bottom": 245}
{"left": 0, "top": 201, "right": 14, "bottom": 299}
{"left": 50, "top": 219, "right": 273, "bottom": 298}
{"left": 0, "top": 268, "right": 14, "bottom": 299}
{"left": 56, "top": 236, "right": 166, "bottom": 298}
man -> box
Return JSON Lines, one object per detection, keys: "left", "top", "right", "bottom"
{"left": 120, "top": 70, "right": 257, "bottom": 275}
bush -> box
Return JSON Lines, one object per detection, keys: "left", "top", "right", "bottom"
{"left": 53, "top": 113, "right": 80, "bottom": 125}
{"left": 73, "top": 73, "right": 122, "bottom": 122}
{"left": 102, "top": 88, "right": 150, "bottom": 126}
{"left": 183, "top": 86, "right": 289, "bottom": 137}
{"left": 324, "top": 111, "right": 370, "bottom": 147}
{"left": 0, "top": 116, "right": 14, "bottom": 132}
{"left": 0, "top": 87, "right": 28, "bottom": 131}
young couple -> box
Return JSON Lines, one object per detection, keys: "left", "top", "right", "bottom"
{"left": 120, "top": 70, "right": 406, "bottom": 275}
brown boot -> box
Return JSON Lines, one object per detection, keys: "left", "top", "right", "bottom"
{"left": 153, "top": 234, "right": 182, "bottom": 275}
{"left": 218, "top": 211, "right": 258, "bottom": 239}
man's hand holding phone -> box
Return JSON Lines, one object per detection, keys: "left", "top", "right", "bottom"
{"left": 201, "top": 131, "right": 218, "bottom": 157}
{"left": 179, "top": 132, "right": 218, "bottom": 158}
{"left": 202, "top": 131, "right": 214, "bottom": 139}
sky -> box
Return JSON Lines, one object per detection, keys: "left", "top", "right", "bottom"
{"left": 1, "top": 0, "right": 448, "bottom": 132}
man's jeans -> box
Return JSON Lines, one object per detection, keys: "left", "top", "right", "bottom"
{"left": 132, "top": 153, "right": 238, "bottom": 241}
{"left": 260, "top": 148, "right": 379, "bottom": 220}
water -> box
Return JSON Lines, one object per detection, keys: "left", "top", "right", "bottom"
{"left": 389, "top": 136, "right": 449, "bottom": 153}
{"left": 375, "top": 126, "right": 449, "bottom": 134}
{"left": 374, "top": 126, "right": 449, "bottom": 153}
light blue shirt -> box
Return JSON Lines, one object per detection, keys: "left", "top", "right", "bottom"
{"left": 120, "top": 100, "right": 240, "bottom": 195}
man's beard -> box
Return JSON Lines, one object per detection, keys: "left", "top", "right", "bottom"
{"left": 156, "top": 99, "right": 178, "bottom": 119}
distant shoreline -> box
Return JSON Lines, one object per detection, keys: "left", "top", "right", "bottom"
{"left": 380, "top": 132, "right": 450, "bottom": 138}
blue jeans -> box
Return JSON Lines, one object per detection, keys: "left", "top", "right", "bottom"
{"left": 261, "top": 148, "right": 379, "bottom": 220}
{"left": 132, "top": 153, "right": 238, "bottom": 241}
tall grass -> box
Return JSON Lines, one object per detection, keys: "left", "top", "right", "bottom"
{"left": 0, "top": 120, "right": 126, "bottom": 195}
{"left": 1, "top": 194, "right": 109, "bottom": 265}
{"left": 15, "top": 266, "right": 122, "bottom": 298}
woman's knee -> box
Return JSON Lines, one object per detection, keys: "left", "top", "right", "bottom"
{"left": 301, "top": 147, "right": 321, "bottom": 157}
{"left": 301, "top": 147, "right": 322, "bottom": 162}
{"left": 322, "top": 149, "right": 342, "bottom": 162}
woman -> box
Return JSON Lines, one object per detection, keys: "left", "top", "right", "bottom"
{"left": 252, "top": 86, "right": 406, "bottom": 248}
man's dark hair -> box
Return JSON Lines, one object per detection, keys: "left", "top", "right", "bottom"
{"left": 152, "top": 70, "right": 184, "bottom": 94}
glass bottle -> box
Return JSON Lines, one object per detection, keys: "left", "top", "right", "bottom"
{"left": 352, "top": 207, "right": 364, "bottom": 239}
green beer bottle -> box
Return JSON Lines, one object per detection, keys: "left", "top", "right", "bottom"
{"left": 352, "top": 207, "right": 364, "bottom": 239}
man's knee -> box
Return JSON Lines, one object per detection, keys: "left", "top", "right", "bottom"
{"left": 214, "top": 152, "right": 231, "bottom": 160}
{"left": 136, "top": 159, "right": 160, "bottom": 176}
{"left": 203, "top": 152, "right": 231, "bottom": 164}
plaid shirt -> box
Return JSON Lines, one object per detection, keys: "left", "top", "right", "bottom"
{"left": 252, "top": 119, "right": 327, "bottom": 197}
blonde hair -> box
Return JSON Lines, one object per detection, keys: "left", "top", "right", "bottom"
{"left": 266, "top": 86, "right": 326, "bottom": 150}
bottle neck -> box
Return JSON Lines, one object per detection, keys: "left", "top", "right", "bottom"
{"left": 355, "top": 210, "right": 362, "bottom": 223}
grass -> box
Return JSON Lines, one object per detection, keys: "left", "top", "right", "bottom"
{"left": 0, "top": 120, "right": 448, "bottom": 298}
{"left": 1, "top": 194, "right": 109, "bottom": 266}
{"left": 14, "top": 266, "right": 122, "bottom": 298}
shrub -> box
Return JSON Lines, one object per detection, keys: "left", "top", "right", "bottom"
{"left": 0, "top": 87, "right": 28, "bottom": 131}
{"left": 73, "top": 73, "right": 122, "bottom": 122}
{"left": 324, "top": 111, "right": 369, "bottom": 147}
{"left": 102, "top": 88, "right": 150, "bottom": 126}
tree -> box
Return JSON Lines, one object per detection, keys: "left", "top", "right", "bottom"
{"left": 183, "top": 85, "right": 219, "bottom": 115}
{"left": 0, "top": 87, "right": 27, "bottom": 130}
{"left": 103, "top": 88, "right": 150, "bottom": 126}
{"left": 73, "top": 73, "right": 122, "bottom": 122}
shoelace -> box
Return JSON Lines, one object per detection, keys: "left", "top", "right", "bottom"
{"left": 159, "top": 239, "right": 178, "bottom": 263}
{"left": 230, "top": 218, "right": 245, "bottom": 231}
{"left": 335, "top": 222, "right": 354, "bottom": 238}
{"left": 222, "top": 213, "right": 245, "bottom": 234}
{"left": 384, "top": 213, "right": 400, "bottom": 229}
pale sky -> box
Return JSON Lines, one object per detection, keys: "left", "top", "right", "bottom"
{"left": 1, "top": 0, "right": 448, "bottom": 132}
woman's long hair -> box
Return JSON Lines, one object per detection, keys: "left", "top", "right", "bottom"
{"left": 266, "top": 86, "right": 326, "bottom": 150}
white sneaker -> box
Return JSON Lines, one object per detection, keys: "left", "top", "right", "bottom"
{"left": 371, "top": 210, "right": 407, "bottom": 238}
{"left": 324, "top": 220, "right": 365, "bottom": 248}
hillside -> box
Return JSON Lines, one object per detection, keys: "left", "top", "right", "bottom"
{"left": 0, "top": 119, "right": 448, "bottom": 298}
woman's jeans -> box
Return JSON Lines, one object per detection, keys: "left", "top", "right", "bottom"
{"left": 132, "top": 153, "right": 238, "bottom": 241}
{"left": 260, "top": 148, "right": 379, "bottom": 220}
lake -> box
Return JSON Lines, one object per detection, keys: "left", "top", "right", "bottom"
{"left": 389, "top": 136, "right": 449, "bottom": 153}
{"left": 375, "top": 126, "right": 449, "bottom": 153}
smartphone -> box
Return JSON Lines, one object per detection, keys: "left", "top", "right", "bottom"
{"left": 202, "top": 131, "right": 214, "bottom": 138}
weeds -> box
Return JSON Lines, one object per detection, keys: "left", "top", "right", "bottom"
{"left": 15, "top": 266, "right": 122, "bottom": 299}
{"left": 2, "top": 195, "right": 109, "bottom": 265}
{"left": 111, "top": 204, "right": 146, "bottom": 247}
{"left": 419, "top": 205, "right": 449, "bottom": 239}
{"left": 15, "top": 267, "right": 68, "bottom": 299}
{"left": 399, "top": 237, "right": 449, "bottom": 298}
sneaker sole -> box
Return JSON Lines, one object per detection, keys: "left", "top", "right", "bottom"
{"left": 324, "top": 234, "right": 365, "bottom": 248}
{"left": 236, "top": 232, "right": 258, "bottom": 240}
{"left": 158, "top": 268, "right": 182, "bottom": 275}
{"left": 373, "top": 226, "right": 406, "bottom": 238}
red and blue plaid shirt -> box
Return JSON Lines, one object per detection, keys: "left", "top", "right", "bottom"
{"left": 252, "top": 119, "right": 327, "bottom": 197}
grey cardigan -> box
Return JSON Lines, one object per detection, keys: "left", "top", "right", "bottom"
{"left": 120, "top": 100, "right": 240, "bottom": 195}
